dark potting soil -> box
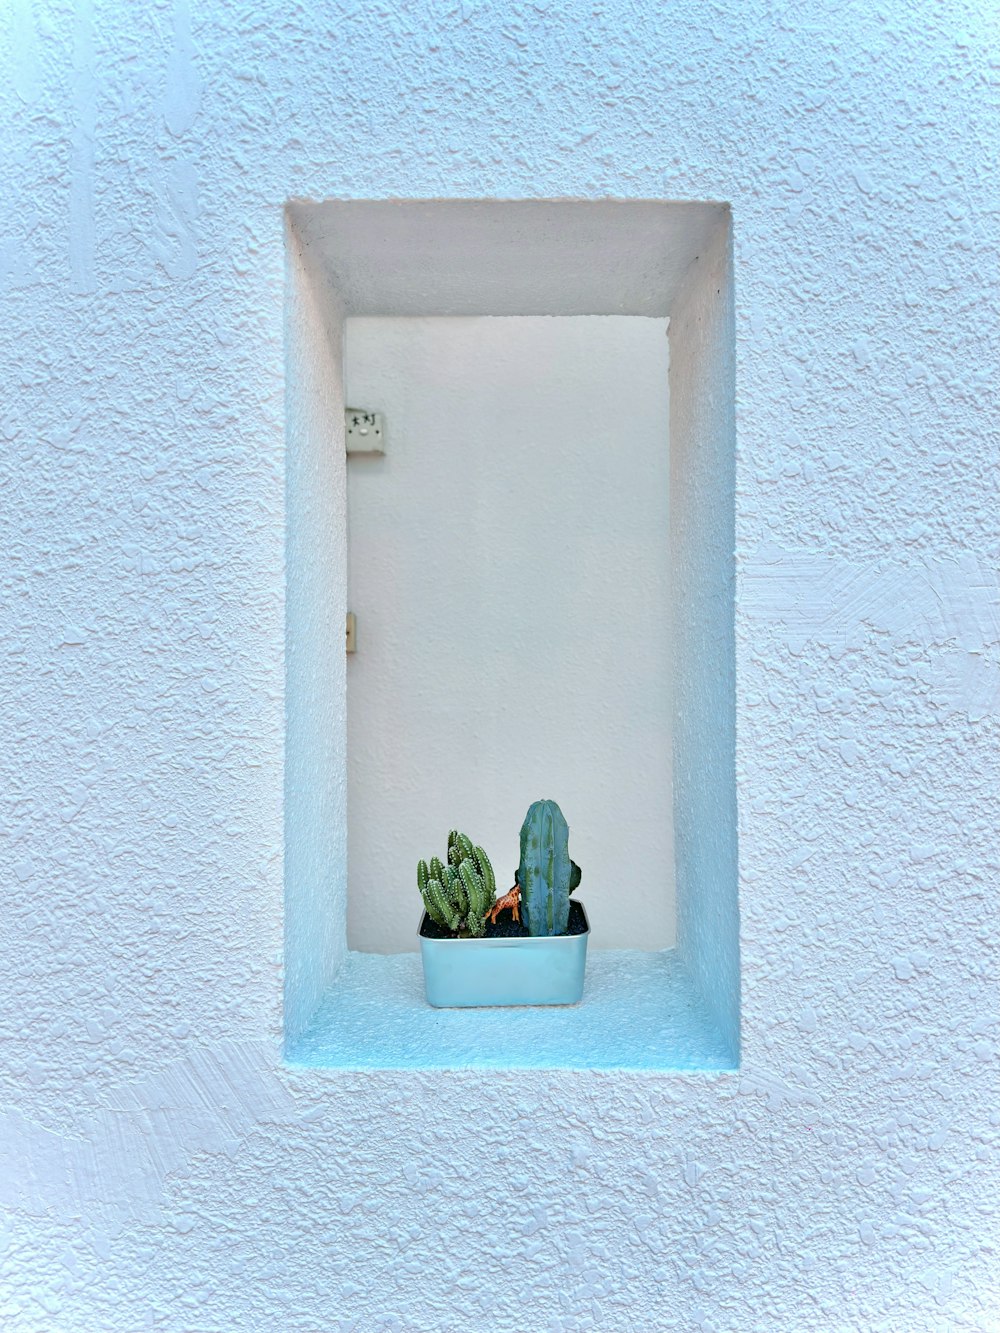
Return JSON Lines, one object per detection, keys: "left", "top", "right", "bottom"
{"left": 419, "top": 898, "right": 588, "bottom": 941}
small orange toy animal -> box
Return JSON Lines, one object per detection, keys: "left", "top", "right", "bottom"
{"left": 488, "top": 883, "right": 521, "bottom": 926}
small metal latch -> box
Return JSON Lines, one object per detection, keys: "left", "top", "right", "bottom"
{"left": 345, "top": 408, "right": 384, "bottom": 454}
{"left": 346, "top": 612, "right": 357, "bottom": 654}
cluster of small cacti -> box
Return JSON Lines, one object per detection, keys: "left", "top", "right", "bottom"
{"left": 517, "top": 799, "right": 581, "bottom": 936}
{"left": 417, "top": 831, "right": 497, "bottom": 937}
{"left": 417, "top": 802, "right": 582, "bottom": 939}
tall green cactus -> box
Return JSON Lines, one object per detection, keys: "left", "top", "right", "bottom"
{"left": 517, "top": 800, "right": 581, "bottom": 937}
{"left": 418, "top": 832, "right": 497, "bottom": 937}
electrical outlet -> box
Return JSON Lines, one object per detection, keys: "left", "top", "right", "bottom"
{"left": 345, "top": 408, "right": 385, "bottom": 454}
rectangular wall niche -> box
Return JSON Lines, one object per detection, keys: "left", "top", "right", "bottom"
{"left": 284, "top": 200, "right": 738, "bottom": 1071}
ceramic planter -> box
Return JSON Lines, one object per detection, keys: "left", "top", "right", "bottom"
{"left": 418, "top": 903, "right": 590, "bottom": 1008}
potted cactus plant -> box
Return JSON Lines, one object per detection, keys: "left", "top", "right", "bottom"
{"left": 417, "top": 802, "right": 590, "bottom": 1008}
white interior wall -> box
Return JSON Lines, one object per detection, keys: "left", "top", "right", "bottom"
{"left": 345, "top": 316, "right": 673, "bottom": 952}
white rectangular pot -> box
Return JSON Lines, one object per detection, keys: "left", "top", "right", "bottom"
{"left": 418, "top": 903, "right": 590, "bottom": 1008}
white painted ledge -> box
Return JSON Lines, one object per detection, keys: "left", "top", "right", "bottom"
{"left": 286, "top": 950, "right": 737, "bottom": 1071}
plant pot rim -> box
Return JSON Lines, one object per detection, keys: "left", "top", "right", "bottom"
{"left": 418, "top": 900, "right": 590, "bottom": 943}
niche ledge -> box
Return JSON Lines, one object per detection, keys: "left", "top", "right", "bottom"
{"left": 286, "top": 949, "right": 737, "bottom": 1072}
{"left": 283, "top": 200, "right": 739, "bottom": 1073}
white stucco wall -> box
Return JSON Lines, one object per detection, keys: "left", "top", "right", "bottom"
{"left": 1, "top": 3, "right": 997, "bottom": 1330}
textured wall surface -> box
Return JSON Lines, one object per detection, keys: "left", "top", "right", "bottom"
{"left": 1, "top": 2, "right": 997, "bottom": 1330}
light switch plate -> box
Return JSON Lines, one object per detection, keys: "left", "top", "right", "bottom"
{"left": 345, "top": 408, "right": 385, "bottom": 454}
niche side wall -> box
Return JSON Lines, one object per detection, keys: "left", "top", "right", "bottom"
{"left": 669, "top": 214, "right": 739, "bottom": 1054}
{"left": 283, "top": 218, "right": 349, "bottom": 1046}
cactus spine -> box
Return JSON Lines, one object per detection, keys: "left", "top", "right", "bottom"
{"left": 418, "top": 833, "right": 497, "bottom": 937}
{"left": 517, "top": 800, "right": 581, "bottom": 937}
